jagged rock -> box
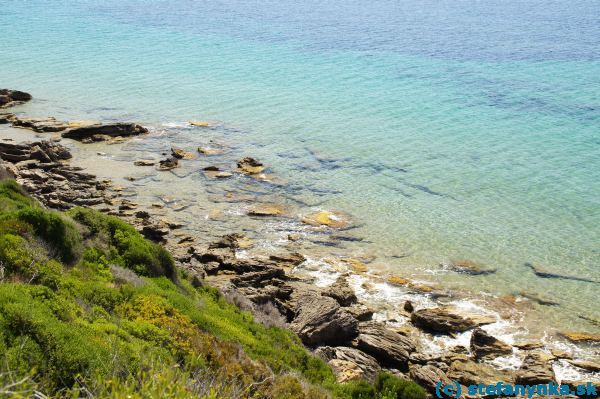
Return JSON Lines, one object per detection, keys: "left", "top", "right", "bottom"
{"left": 404, "top": 300, "right": 414, "bottom": 313}
{"left": 204, "top": 166, "right": 233, "bottom": 178}
{"left": 411, "top": 307, "right": 495, "bottom": 334}
{"left": 171, "top": 147, "right": 194, "bottom": 159}
{"left": 345, "top": 304, "right": 374, "bottom": 322}
{"left": 141, "top": 225, "right": 170, "bottom": 242}
{"left": 470, "top": 328, "right": 512, "bottom": 359}
{"left": 62, "top": 123, "right": 147, "bottom": 140}
{"left": 237, "top": 157, "right": 265, "bottom": 174}
{"left": 208, "top": 234, "right": 251, "bottom": 250}
{"left": 409, "top": 365, "right": 452, "bottom": 396}
{"left": 514, "top": 341, "right": 545, "bottom": 350}
{"left": 231, "top": 267, "right": 286, "bottom": 288}
{"left": 157, "top": 157, "right": 179, "bottom": 171}
{"left": 315, "top": 346, "right": 380, "bottom": 382}
{"left": 195, "top": 246, "right": 236, "bottom": 265}
{"left": 447, "top": 359, "right": 514, "bottom": 386}
{"left": 323, "top": 275, "right": 357, "bottom": 306}
{"left": 268, "top": 252, "right": 305, "bottom": 267}
{"left": 353, "top": 321, "right": 416, "bottom": 368}
{"left": 444, "top": 260, "right": 497, "bottom": 275}
{"left": 515, "top": 352, "right": 555, "bottom": 384}
{"left": 290, "top": 295, "right": 359, "bottom": 346}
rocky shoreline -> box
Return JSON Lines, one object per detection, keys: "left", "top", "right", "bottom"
{"left": 1, "top": 90, "right": 599, "bottom": 396}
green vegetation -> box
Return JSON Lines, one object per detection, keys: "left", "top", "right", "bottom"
{"left": 0, "top": 179, "right": 425, "bottom": 398}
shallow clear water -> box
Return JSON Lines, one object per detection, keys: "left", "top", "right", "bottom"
{"left": 1, "top": 0, "right": 599, "bottom": 331}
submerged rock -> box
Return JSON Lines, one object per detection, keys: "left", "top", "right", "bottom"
{"left": 525, "top": 262, "right": 598, "bottom": 284}
{"left": 189, "top": 120, "right": 210, "bottom": 127}
{"left": 302, "top": 210, "right": 350, "bottom": 229}
{"left": 469, "top": 328, "right": 512, "bottom": 359}
{"left": 133, "top": 160, "right": 155, "bottom": 166}
{"left": 247, "top": 204, "right": 286, "bottom": 217}
{"left": 411, "top": 307, "right": 495, "bottom": 334}
{"left": 197, "top": 146, "right": 224, "bottom": 155}
{"left": 237, "top": 157, "right": 265, "bottom": 175}
{"left": 444, "top": 260, "right": 496, "bottom": 275}
{"left": 157, "top": 157, "right": 179, "bottom": 171}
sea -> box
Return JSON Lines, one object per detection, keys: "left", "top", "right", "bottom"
{"left": 1, "top": 0, "right": 599, "bottom": 341}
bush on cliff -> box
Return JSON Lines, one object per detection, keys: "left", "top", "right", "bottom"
{"left": 0, "top": 179, "right": 425, "bottom": 398}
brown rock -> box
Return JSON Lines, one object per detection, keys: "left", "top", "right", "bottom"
{"left": 411, "top": 307, "right": 495, "bottom": 334}
{"left": 515, "top": 352, "right": 555, "bottom": 385}
{"left": 470, "top": 328, "right": 512, "bottom": 359}
{"left": 559, "top": 331, "right": 600, "bottom": 343}
{"left": 302, "top": 210, "right": 350, "bottom": 228}
{"left": 157, "top": 157, "right": 179, "bottom": 171}
{"left": 567, "top": 359, "right": 600, "bottom": 372}
{"left": 237, "top": 157, "right": 265, "bottom": 174}
{"left": 247, "top": 203, "right": 286, "bottom": 217}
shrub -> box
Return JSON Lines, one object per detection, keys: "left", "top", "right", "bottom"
{"left": 0, "top": 234, "right": 33, "bottom": 275}
{"left": 0, "top": 180, "right": 34, "bottom": 212}
{"left": 15, "top": 207, "right": 82, "bottom": 263}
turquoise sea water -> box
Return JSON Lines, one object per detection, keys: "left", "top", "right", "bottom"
{"left": 1, "top": 1, "right": 599, "bottom": 330}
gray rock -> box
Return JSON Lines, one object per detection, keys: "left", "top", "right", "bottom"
{"left": 516, "top": 352, "right": 555, "bottom": 384}
{"left": 353, "top": 321, "right": 416, "bottom": 368}
{"left": 411, "top": 307, "right": 495, "bottom": 334}
{"left": 315, "top": 346, "right": 380, "bottom": 382}
{"left": 323, "top": 275, "right": 357, "bottom": 306}
{"left": 290, "top": 294, "right": 358, "bottom": 346}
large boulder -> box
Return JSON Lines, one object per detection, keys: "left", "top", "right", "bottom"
{"left": 411, "top": 307, "right": 495, "bottom": 334}
{"left": 315, "top": 346, "right": 380, "bottom": 382}
{"left": 290, "top": 295, "right": 358, "bottom": 346}
{"left": 353, "top": 321, "right": 416, "bottom": 369}
{"left": 323, "top": 275, "right": 357, "bottom": 306}
{"left": 515, "top": 352, "right": 556, "bottom": 385}
{"left": 61, "top": 123, "right": 147, "bottom": 140}
{"left": 470, "top": 328, "right": 512, "bottom": 359}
